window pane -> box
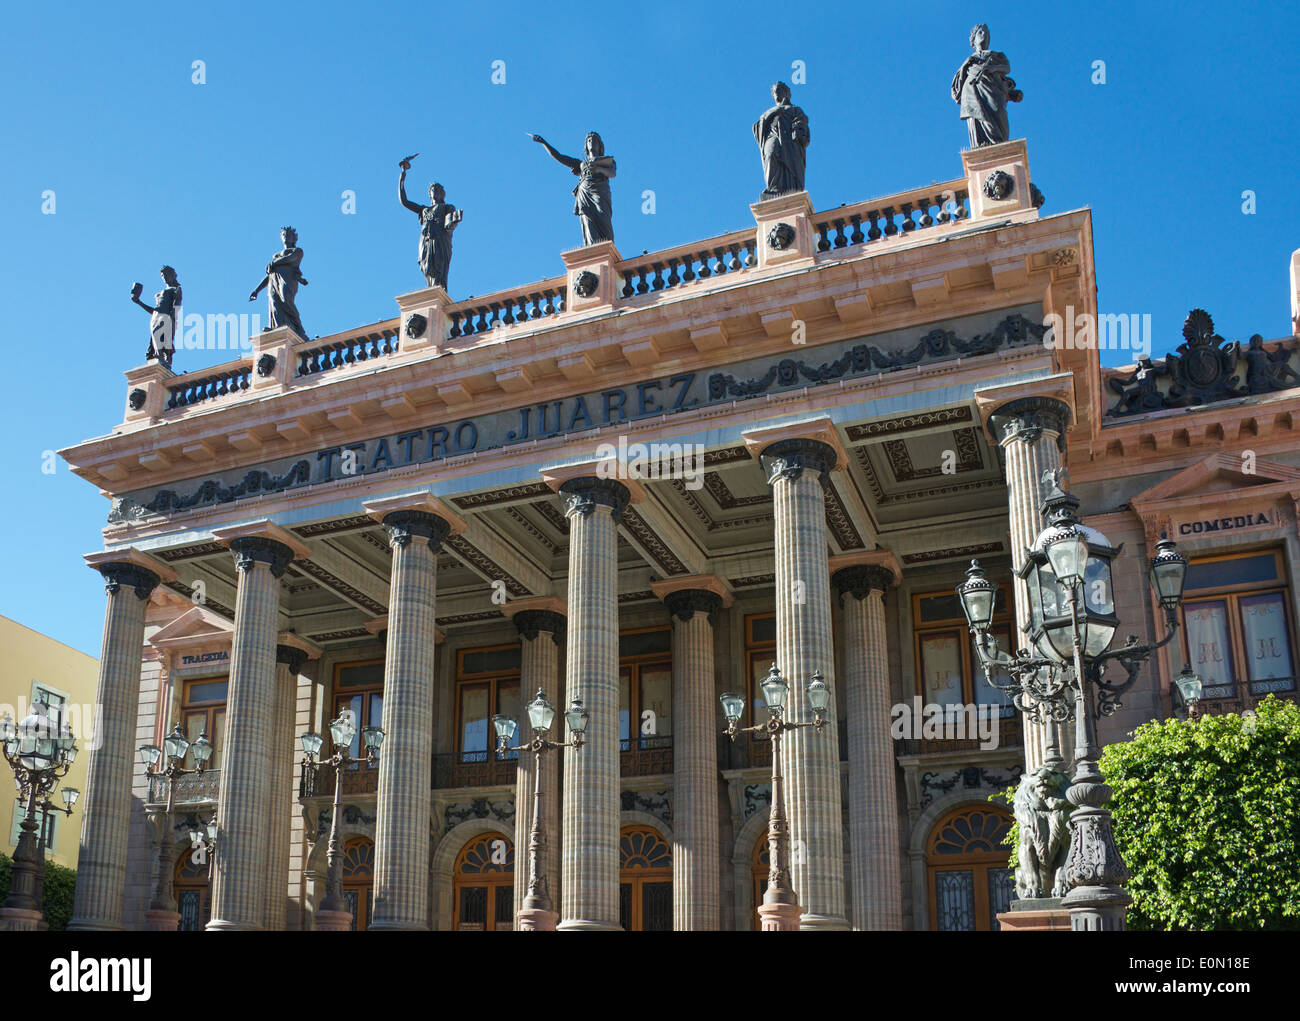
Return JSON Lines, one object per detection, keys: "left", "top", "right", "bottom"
{"left": 1184, "top": 601, "right": 1236, "bottom": 696}
{"left": 337, "top": 661, "right": 384, "bottom": 689}
{"left": 639, "top": 666, "right": 671, "bottom": 741}
{"left": 920, "top": 632, "right": 964, "bottom": 705}
{"left": 934, "top": 870, "right": 976, "bottom": 931}
{"left": 1239, "top": 592, "right": 1295, "bottom": 693}
{"left": 972, "top": 627, "right": 1017, "bottom": 717}
{"left": 185, "top": 680, "right": 228, "bottom": 705}
{"left": 1084, "top": 558, "right": 1115, "bottom": 615}
{"left": 496, "top": 681, "right": 520, "bottom": 760}
{"left": 461, "top": 647, "right": 522, "bottom": 676}
{"left": 460, "top": 685, "right": 489, "bottom": 761}
{"left": 987, "top": 867, "right": 1015, "bottom": 930}
{"left": 750, "top": 656, "right": 771, "bottom": 738}
{"left": 494, "top": 885, "right": 513, "bottom": 926}
{"left": 212, "top": 710, "right": 226, "bottom": 765}
{"left": 369, "top": 693, "right": 383, "bottom": 729}
{"left": 619, "top": 668, "right": 631, "bottom": 751}
{"left": 1186, "top": 554, "right": 1278, "bottom": 592}
{"left": 460, "top": 886, "right": 488, "bottom": 928}
{"left": 183, "top": 712, "right": 209, "bottom": 767}
{"left": 620, "top": 629, "right": 671, "bottom": 658}
{"left": 750, "top": 615, "right": 776, "bottom": 645}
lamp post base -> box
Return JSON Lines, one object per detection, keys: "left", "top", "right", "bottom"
{"left": 1063, "top": 886, "right": 1131, "bottom": 931}
{"left": 516, "top": 906, "right": 559, "bottom": 931}
{"left": 315, "top": 909, "right": 354, "bottom": 931}
{"left": 0, "top": 906, "right": 43, "bottom": 932}
{"left": 757, "top": 902, "right": 803, "bottom": 931}
{"left": 143, "top": 909, "right": 181, "bottom": 932}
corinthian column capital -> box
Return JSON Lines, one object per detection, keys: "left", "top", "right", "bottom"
{"left": 84, "top": 549, "right": 176, "bottom": 600}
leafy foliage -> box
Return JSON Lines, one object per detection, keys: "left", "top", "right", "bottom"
{"left": 0, "top": 851, "right": 78, "bottom": 930}
{"left": 1101, "top": 696, "right": 1300, "bottom": 930}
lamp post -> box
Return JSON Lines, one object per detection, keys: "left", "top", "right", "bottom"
{"left": 30, "top": 789, "right": 79, "bottom": 931}
{"left": 0, "top": 700, "right": 79, "bottom": 930}
{"left": 301, "top": 709, "right": 383, "bottom": 931}
{"left": 1174, "top": 665, "right": 1204, "bottom": 721}
{"left": 958, "top": 477, "right": 1189, "bottom": 931}
{"left": 720, "top": 663, "right": 830, "bottom": 932}
{"left": 493, "top": 692, "right": 587, "bottom": 931}
{"left": 139, "top": 723, "right": 214, "bottom": 930}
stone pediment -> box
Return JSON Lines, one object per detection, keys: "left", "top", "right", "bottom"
{"left": 149, "top": 605, "right": 234, "bottom": 658}
{"left": 1131, "top": 453, "right": 1300, "bottom": 504}
{"left": 1129, "top": 453, "right": 1300, "bottom": 544}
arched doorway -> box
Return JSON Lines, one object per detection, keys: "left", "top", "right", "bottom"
{"left": 341, "top": 837, "right": 375, "bottom": 931}
{"left": 619, "top": 825, "right": 671, "bottom": 931}
{"left": 926, "top": 805, "right": 1014, "bottom": 931}
{"left": 175, "top": 851, "right": 211, "bottom": 931}
{"left": 453, "top": 832, "right": 514, "bottom": 931}
{"left": 752, "top": 833, "right": 770, "bottom": 930}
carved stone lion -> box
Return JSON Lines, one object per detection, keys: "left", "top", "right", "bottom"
{"left": 1012, "top": 765, "right": 1072, "bottom": 899}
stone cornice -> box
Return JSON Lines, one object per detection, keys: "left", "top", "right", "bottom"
{"left": 211, "top": 520, "right": 311, "bottom": 561}
{"left": 827, "top": 549, "right": 903, "bottom": 588}
{"left": 84, "top": 548, "right": 177, "bottom": 593}
{"left": 649, "top": 574, "right": 734, "bottom": 608}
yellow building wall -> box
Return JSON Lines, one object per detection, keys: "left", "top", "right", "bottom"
{"left": 0, "top": 616, "right": 99, "bottom": 869}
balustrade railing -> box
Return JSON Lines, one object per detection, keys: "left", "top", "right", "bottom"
{"left": 166, "top": 363, "right": 253, "bottom": 410}
{"left": 616, "top": 231, "right": 759, "bottom": 300}
{"left": 147, "top": 768, "right": 222, "bottom": 805}
{"left": 296, "top": 325, "right": 399, "bottom": 377}
{"left": 1194, "top": 680, "right": 1297, "bottom": 717}
{"left": 896, "top": 713, "right": 1022, "bottom": 757}
{"left": 812, "top": 184, "right": 971, "bottom": 255}
{"left": 445, "top": 279, "right": 568, "bottom": 340}
{"left": 298, "top": 761, "right": 381, "bottom": 798}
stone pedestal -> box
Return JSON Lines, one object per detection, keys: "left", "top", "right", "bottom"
{"left": 0, "top": 907, "right": 44, "bottom": 932}
{"left": 750, "top": 191, "right": 816, "bottom": 269}
{"left": 315, "top": 909, "right": 353, "bottom": 932}
{"left": 997, "top": 898, "right": 1073, "bottom": 931}
{"left": 561, "top": 240, "right": 622, "bottom": 314}
{"left": 144, "top": 908, "right": 181, "bottom": 932}
{"left": 516, "top": 907, "right": 559, "bottom": 931}
{"left": 757, "top": 902, "right": 803, "bottom": 932}
{"left": 394, "top": 283, "right": 451, "bottom": 352}
{"left": 962, "top": 138, "right": 1035, "bottom": 222}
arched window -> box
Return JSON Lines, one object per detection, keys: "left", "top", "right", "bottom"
{"left": 341, "top": 837, "right": 374, "bottom": 931}
{"left": 453, "top": 832, "right": 514, "bottom": 931}
{"left": 926, "top": 805, "right": 1014, "bottom": 931}
{"left": 619, "top": 825, "right": 671, "bottom": 931}
{"left": 175, "top": 852, "right": 210, "bottom": 932}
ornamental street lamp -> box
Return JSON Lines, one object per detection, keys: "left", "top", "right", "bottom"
{"left": 30, "top": 789, "right": 79, "bottom": 930}
{"left": 0, "top": 700, "right": 79, "bottom": 928}
{"left": 301, "top": 709, "right": 384, "bottom": 930}
{"left": 720, "top": 663, "right": 830, "bottom": 932}
{"left": 1173, "top": 665, "right": 1204, "bottom": 721}
{"left": 493, "top": 692, "right": 587, "bottom": 932}
{"left": 958, "top": 477, "right": 1189, "bottom": 931}
{"left": 139, "top": 723, "right": 214, "bottom": 926}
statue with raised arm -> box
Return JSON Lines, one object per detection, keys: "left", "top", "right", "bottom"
{"left": 248, "top": 226, "right": 308, "bottom": 339}
{"left": 528, "top": 131, "right": 616, "bottom": 245}
{"left": 951, "top": 23, "right": 1022, "bottom": 147}
{"left": 129, "top": 265, "right": 182, "bottom": 367}
{"left": 753, "top": 82, "right": 810, "bottom": 199}
{"left": 398, "top": 154, "right": 463, "bottom": 291}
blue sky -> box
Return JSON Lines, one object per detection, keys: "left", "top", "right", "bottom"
{"left": 1, "top": 1, "right": 1296, "bottom": 657}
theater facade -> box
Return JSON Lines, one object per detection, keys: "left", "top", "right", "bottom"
{"left": 58, "top": 140, "right": 1300, "bottom": 931}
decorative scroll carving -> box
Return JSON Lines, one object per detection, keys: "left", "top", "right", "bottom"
{"left": 709, "top": 314, "right": 1048, "bottom": 400}
{"left": 918, "top": 764, "right": 1023, "bottom": 807}
{"left": 621, "top": 788, "right": 672, "bottom": 826}
{"left": 109, "top": 460, "right": 313, "bottom": 523}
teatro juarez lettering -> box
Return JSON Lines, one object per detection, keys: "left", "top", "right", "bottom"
{"left": 108, "top": 305, "right": 1042, "bottom": 523}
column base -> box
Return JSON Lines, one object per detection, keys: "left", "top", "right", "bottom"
{"left": 798, "top": 912, "right": 849, "bottom": 931}
{"left": 143, "top": 909, "right": 181, "bottom": 932}
{"left": 367, "top": 920, "right": 427, "bottom": 931}
{"left": 757, "top": 903, "right": 803, "bottom": 931}
{"left": 66, "top": 918, "right": 124, "bottom": 932}
{"left": 556, "top": 918, "right": 623, "bottom": 931}
{"left": 315, "top": 909, "right": 354, "bottom": 932}
{"left": 516, "top": 907, "right": 559, "bottom": 931}
{"left": 0, "top": 907, "right": 44, "bottom": 932}
{"left": 205, "top": 919, "right": 263, "bottom": 931}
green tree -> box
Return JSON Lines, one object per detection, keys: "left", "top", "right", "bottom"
{"left": 1101, "top": 695, "right": 1300, "bottom": 930}
{"left": 0, "top": 852, "right": 77, "bottom": 931}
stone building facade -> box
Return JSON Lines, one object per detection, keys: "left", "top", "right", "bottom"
{"left": 59, "top": 140, "right": 1300, "bottom": 931}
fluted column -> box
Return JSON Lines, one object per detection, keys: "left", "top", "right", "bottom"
{"left": 69, "top": 552, "right": 172, "bottom": 931}
{"left": 555, "top": 477, "right": 629, "bottom": 931}
{"left": 264, "top": 642, "right": 307, "bottom": 930}
{"left": 988, "top": 396, "right": 1072, "bottom": 771}
{"left": 833, "top": 560, "right": 903, "bottom": 931}
{"left": 509, "top": 605, "right": 565, "bottom": 924}
{"left": 656, "top": 582, "right": 727, "bottom": 930}
{"left": 368, "top": 508, "right": 450, "bottom": 931}
{"left": 760, "top": 437, "right": 848, "bottom": 930}
{"left": 207, "top": 529, "right": 301, "bottom": 931}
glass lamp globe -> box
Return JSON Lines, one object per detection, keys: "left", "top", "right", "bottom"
{"left": 329, "top": 711, "right": 357, "bottom": 751}
{"left": 719, "top": 691, "right": 745, "bottom": 723}
{"left": 363, "top": 726, "right": 385, "bottom": 753}
{"left": 191, "top": 730, "right": 214, "bottom": 767}
{"left": 139, "top": 743, "right": 162, "bottom": 768}
{"left": 1174, "top": 666, "right": 1203, "bottom": 706}
{"left": 1149, "top": 536, "right": 1188, "bottom": 612}
{"left": 565, "top": 698, "right": 589, "bottom": 736}
{"left": 527, "top": 690, "right": 556, "bottom": 732}
{"left": 759, "top": 664, "right": 788, "bottom": 711}
{"left": 163, "top": 724, "right": 191, "bottom": 763}
{"left": 492, "top": 715, "right": 517, "bottom": 743}
{"left": 957, "top": 560, "right": 996, "bottom": 633}
{"left": 301, "top": 731, "right": 323, "bottom": 760}
{"left": 62, "top": 787, "right": 80, "bottom": 810}
{"left": 807, "top": 671, "right": 831, "bottom": 714}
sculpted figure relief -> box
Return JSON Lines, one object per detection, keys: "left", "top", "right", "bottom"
{"left": 529, "top": 131, "right": 616, "bottom": 245}
{"left": 951, "top": 23, "right": 1022, "bottom": 147}
{"left": 129, "top": 265, "right": 181, "bottom": 367}
{"left": 398, "top": 153, "right": 463, "bottom": 290}
{"left": 753, "top": 81, "right": 809, "bottom": 199}
{"left": 1012, "top": 765, "right": 1072, "bottom": 899}
{"left": 249, "top": 226, "right": 308, "bottom": 339}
